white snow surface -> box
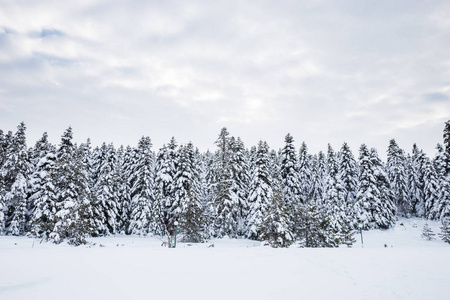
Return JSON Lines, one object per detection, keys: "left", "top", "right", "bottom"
{"left": 1, "top": 218, "right": 449, "bottom": 300}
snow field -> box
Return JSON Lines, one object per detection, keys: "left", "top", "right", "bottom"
{"left": 1, "top": 218, "right": 449, "bottom": 300}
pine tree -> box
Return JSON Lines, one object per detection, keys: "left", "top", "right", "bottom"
{"left": 421, "top": 222, "right": 435, "bottom": 240}
{"left": 279, "top": 134, "right": 301, "bottom": 208}
{"left": 247, "top": 141, "right": 272, "bottom": 239}
{"left": 176, "top": 142, "right": 205, "bottom": 242}
{"left": 228, "top": 137, "right": 250, "bottom": 236}
{"left": 49, "top": 127, "right": 90, "bottom": 243}
{"left": 338, "top": 142, "right": 359, "bottom": 212}
{"left": 298, "top": 142, "right": 313, "bottom": 203}
{"left": 211, "top": 128, "right": 235, "bottom": 237}
{"left": 355, "top": 144, "right": 396, "bottom": 230}
{"left": 386, "top": 139, "right": 411, "bottom": 216}
{"left": 311, "top": 151, "right": 327, "bottom": 205}
{"left": 438, "top": 218, "right": 450, "bottom": 244}
{"left": 29, "top": 152, "right": 58, "bottom": 238}
{"left": 92, "top": 143, "right": 119, "bottom": 234}
{"left": 423, "top": 157, "right": 440, "bottom": 220}
{"left": 409, "top": 144, "right": 426, "bottom": 217}
{"left": 2, "top": 123, "right": 32, "bottom": 235}
{"left": 128, "top": 136, "right": 154, "bottom": 236}
{"left": 296, "top": 203, "right": 339, "bottom": 248}
{"left": 154, "top": 137, "right": 179, "bottom": 244}
{"left": 259, "top": 183, "right": 294, "bottom": 248}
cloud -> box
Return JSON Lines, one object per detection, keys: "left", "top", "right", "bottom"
{"left": 0, "top": 0, "right": 449, "bottom": 159}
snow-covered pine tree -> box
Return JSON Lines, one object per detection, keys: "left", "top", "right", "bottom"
{"left": 29, "top": 151, "right": 58, "bottom": 238}
{"left": 49, "top": 127, "right": 90, "bottom": 243}
{"left": 310, "top": 151, "right": 327, "bottom": 205}
{"left": 296, "top": 203, "right": 339, "bottom": 248}
{"left": 258, "top": 181, "right": 294, "bottom": 248}
{"left": 211, "top": 128, "right": 235, "bottom": 237}
{"left": 386, "top": 139, "right": 411, "bottom": 217}
{"left": 153, "top": 137, "right": 179, "bottom": 244}
{"left": 443, "top": 120, "right": 450, "bottom": 176}
{"left": 409, "top": 144, "right": 426, "bottom": 217}
{"left": 323, "top": 144, "right": 348, "bottom": 231}
{"left": 421, "top": 222, "right": 435, "bottom": 240}
{"left": 355, "top": 144, "right": 396, "bottom": 230}
{"left": 128, "top": 136, "right": 154, "bottom": 236}
{"left": 279, "top": 134, "right": 301, "bottom": 210}
{"left": 2, "top": 123, "right": 32, "bottom": 235}
{"left": 247, "top": 141, "right": 272, "bottom": 240}
{"left": 175, "top": 142, "right": 205, "bottom": 242}
{"left": 423, "top": 157, "right": 440, "bottom": 220}
{"left": 114, "top": 145, "right": 132, "bottom": 234}
{"left": 338, "top": 142, "right": 359, "bottom": 219}
{"left": 92, "top": 143, "right": 119, "bottom": 234}
{"left": 228, "top": 137, "right": 250, "bottom": 236}
{"left": 438, "top": 218, "right": 450, "bottom": 244}
{"left": 437, "top": 121, "right": 450, "bottom": 220}
{"left": 298, "top": 142, "right": 313, "bottom": 204}
{"left": 370, "top": 148, "right": 396, "bottom": 228}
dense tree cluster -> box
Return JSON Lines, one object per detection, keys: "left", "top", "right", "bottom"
{"left": 1, "top": 121, "right": 450, "bottom": 247}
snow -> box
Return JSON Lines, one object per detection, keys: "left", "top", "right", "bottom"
{"left": 1, "top": 218, "right": 449, "bottom": 300}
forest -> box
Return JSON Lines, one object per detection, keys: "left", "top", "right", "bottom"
{"left": 1, "top": 121, "right": 449, "bottom": 247}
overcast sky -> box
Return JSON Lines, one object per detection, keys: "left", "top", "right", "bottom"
{"left": 1, "top": 0, "right": 449, "bottom": 159}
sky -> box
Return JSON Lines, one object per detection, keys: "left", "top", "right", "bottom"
{"left": 1, "top": 0, "right": 449, "bottom": 160}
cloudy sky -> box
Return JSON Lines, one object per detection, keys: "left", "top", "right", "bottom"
{"left": 1, "top": 0, "right": 449, "bottom": 159}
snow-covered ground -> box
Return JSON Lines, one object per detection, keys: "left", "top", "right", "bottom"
{"left": 1, "top": 218, "right": 449, "bottom": 300}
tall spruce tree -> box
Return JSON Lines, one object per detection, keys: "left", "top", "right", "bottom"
{"left": 279, "top": 134, "right": 301, "bottom": 209}
{"left": 355, "top": 145, "right": 396, "bottom": 230}
{"left": 409, "top": 144, "right": 426, "bottom": 217}
{"left": 298, "top": 142, "right": 313, "bottom": 203}
{"left": 49, "top": 127, "right": 90, "bottom": 243}
{"left": 247, "top": 141, "right": 272, "bottom": 240}
{"left": 175, "top": 142, "right": 205, "bottom": 242}
{"left": 128, "top": 136, "right": 154, "bottom": 236}
{"left": 211, "top": 128, "right": 235, "bottom": 237}
{"left": 386, "top": 139, "right": 411, "bottom": 216}
{"left": 154, "top": 137, "right": 179, "bottom": 244}
{"left": 228, "top": 137, "right": 250, "bottom": 236}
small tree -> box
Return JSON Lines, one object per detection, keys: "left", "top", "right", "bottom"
{"left": 438, "top": 218, "right": 450, "bottom": 244}
{"left": 421, "top": 222, "right": 435, "bottom": 241}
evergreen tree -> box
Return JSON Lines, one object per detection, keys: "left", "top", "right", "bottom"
{"left": 409, "top": 144, "right": 426, "bottom": 217}
{"left": 29, "top": 152, "right": 58, "bottom": 238}
{"left": 128, "top": 136, "right": 154, "bottom": 236}
{"left": 443, "top": 120, "right": 450, "bottom": 176}
{"left": 228, "top": 137, "right": 250, "bottom": 236}
{"left": 259, "top": 183, "right": 294, "bottom": 248}
{"left": 386, "top": 139, "right": 411, "bottom": 216}
{"left": 247, "top": 141, "right": 272, "bottom": 239}
{"left": 338, "top": 142, "right": 359, "bottom": 210}
{"left": 438, "top": 218, "right": 450, "bottom": 244}
{"left": 296, "top": 203, "right": 339, "bottom": 248}
{"left": 154, "top": 137, "right": 179, "bottom": 243}
{"left": 211, "top": 128, "right": 235, "bottom": 237}
{"left": 423, "top": 157, "right": 440, "bottom": 220}
{"left": 49, "top": 127, "right": 90, "bottom": 243}
{"left": 354, "top": 145, "right": 396, "bottom": 230}
{"left": 92, "top": 143, "right": 119, "bottom": 234}
{"left": 311, "top": 151, "right": 327, "bottom": 205}
{"left": 421, "top": 222, "right": 435, "bottom": 240}
{"left": 2, "top": 123, "right": 32, "bottom": 235}
{"left": 298, "top": 142, "right": 313, "bottom": 203}
{"left": 176, "top": 142, "right": 205, "bottom": 242}
{"left": 279, "top": 134, "right": 301, "bottom": 209}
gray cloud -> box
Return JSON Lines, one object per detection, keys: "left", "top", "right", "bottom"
{"left": 0, "top": 0, "right": 449, "bottom": 159}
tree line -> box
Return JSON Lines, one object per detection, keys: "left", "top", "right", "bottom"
{"left": 0, "top": 121, "right": 449, "bottom": 247}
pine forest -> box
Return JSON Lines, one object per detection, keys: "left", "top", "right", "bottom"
{"left": 1, "top": 121, "right": 450, "bottom": 247}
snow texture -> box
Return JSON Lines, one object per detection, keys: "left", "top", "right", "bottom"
{"left": 0, "top": 218, "right": 448, "bottom": 300}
